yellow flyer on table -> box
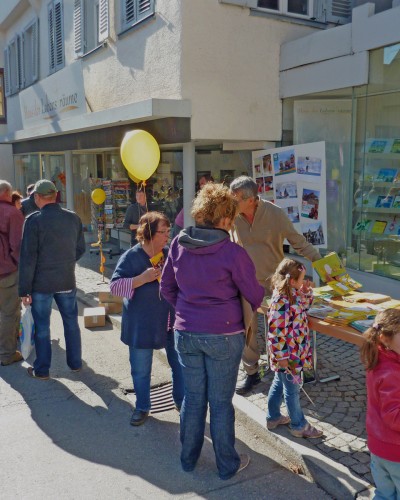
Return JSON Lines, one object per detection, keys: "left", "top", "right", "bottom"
{"left": 150, "top": 251, "right": 165, "bottom": 282}
{"left": 312, "top": 252, "right": 362, "bottom": 295}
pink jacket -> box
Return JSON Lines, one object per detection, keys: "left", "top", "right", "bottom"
{"left": 366, "top": 346, "right": 400, "bottom": 462}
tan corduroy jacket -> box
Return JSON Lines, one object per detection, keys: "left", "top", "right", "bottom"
{"left": 232, "top": 199, "right": 321, "bottom": 343}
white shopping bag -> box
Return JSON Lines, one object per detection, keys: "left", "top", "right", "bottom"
{"left": 19, "top": 306, "right": 35, "bottom": 360}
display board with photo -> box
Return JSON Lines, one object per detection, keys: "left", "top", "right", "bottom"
{"left": 252, "top": 141, "right": 327, "bottom": 248}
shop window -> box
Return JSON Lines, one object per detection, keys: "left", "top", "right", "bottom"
{"left": 48, "top": 0, "right": 65, "bottom": 74}
{"left": 74, "top": 0, "right": 109, "bottom": 56}
{"left": 120, "top": 0, "right": 155, "bottom": 33}
{"left": 0, "top": 69, "right": 7, "bottom": 123}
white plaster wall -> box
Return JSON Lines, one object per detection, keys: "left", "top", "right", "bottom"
{"left": 81, "top": 0, "right": 183, "bottom": 112}
{"left": 181, "top": 0, "right": 317, "bottom": 143}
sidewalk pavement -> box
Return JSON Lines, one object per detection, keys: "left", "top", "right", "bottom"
{"left": 77, "top": 247, "right": 374, "bottom": 499}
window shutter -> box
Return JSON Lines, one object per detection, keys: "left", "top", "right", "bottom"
{"left": 32, "top": 18, "right": 39, "bottom": 82}
{"left": 124, "top": 0, "right": 136, "bottom": 25}
{"left": 98, "top": 0, "right": 109, "bottom": 43}
{"left": 54, "top": 0, "right": 64, "bottom": 70}
{"left": 4, "top": 48, "right": 10, "bottom": 97}
{"left": 137, "top": 0, "right": 154, "bottom": 22}
{"left": 17, "top": 34, "right": 23, "bottom": 90}
{"left": 326, "top": 0, "right": 351, "bottom": 24}
{"left": 48, "top": 2, "right": 55, "bottom": 72}
{"left": 74, "top": 0, "right": 84, "bottom": 55}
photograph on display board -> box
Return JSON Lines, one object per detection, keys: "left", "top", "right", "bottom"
{"left": 255, "top": 177, "right": 265, "bottom": 194}
{"left": 297, "top": 156, "right": 322, "bottom": 177}
{"left": 301, "top": 188, "right": 320, "bottom": 219}
{"left": 275, "top": 181, "right": 297, "bottom": 200}
{"left": 264, "top": 176, "right": 273, "bottom": 193}
{"left": 254, "top": 161, "right": 262, "bottom": 176}
{"left": 273, "top": 149, "right": 296, "bottom": 176}
{"left": 301, "top": 221, "right": 325, "bottom": 245}
{"left": 263, "top": 154, "right": 273, "bottom": 175}
{"left": 283, "top": 205, "right": 300, "bottom": 223}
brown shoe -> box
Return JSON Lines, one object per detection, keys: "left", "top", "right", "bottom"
{"left": 1, "top": 351, "right": 23, "bottom": 366}
{"left": 27, "top": 367, "right": 50, "bottom": 380}
{"left": 290, "top": 423, "right": 323, "bottom": 439}
{"left": 267, "top": 415, "right": 291, "bottom": 430}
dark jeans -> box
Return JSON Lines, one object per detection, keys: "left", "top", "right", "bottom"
{"left": 128, "top": 332, "right": 184, "bottom": 412}
{"left": 31, "top": 289, "right": 82, "bottom": 377}
{"left": 175, "top": 330, "right": 245, "bottom": 480}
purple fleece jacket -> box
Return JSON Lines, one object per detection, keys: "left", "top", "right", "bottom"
{"left": 160, "top": 226, "right": 264, "bottom": 334}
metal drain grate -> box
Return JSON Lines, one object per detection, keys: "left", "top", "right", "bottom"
{"left": 125, "top": 382, "right": 175, "bottom": 414}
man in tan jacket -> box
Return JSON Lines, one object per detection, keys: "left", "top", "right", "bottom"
{"left": 230, "top": 176, "right": 321, "bottom": 395}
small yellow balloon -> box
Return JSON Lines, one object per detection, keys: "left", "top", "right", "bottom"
{"left": 120, "top": 130, "right": 160, "bottom": 181}
{"left": 91, "top": 188, "right": 106, "bottom": 205}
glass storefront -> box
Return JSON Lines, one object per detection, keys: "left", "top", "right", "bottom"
{"left": 282, "top": 43, "right": 400, "bottom": 282}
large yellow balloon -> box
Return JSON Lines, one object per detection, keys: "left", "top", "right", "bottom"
{"left": 127, "top": 171, "right": 141, "bottom": 184}
{"left": 91, "top": 188, "right": 106, "bottom": 205}
{"left": 120, "top": 130, "right": 160, "bottom": 181}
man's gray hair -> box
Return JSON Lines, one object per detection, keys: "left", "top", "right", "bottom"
{"left": 0, "top": 180, "right": 12, "bottom": 197}
{"left": 230, "top": 176, "right": 258, "bottom": 199}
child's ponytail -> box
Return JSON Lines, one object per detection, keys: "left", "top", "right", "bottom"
{"left": 271, "top": 258, "right": 305, "bottom": 305}
{"left": 360, "top": 309, "right": 400, "bottom": 370}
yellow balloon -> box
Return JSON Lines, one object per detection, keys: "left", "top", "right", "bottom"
{"left": 127, "top": 171, "right": 141, "bottom": 184}
{"left": 91, "top": 188, "right": 106, "bottom": 205}
{"left": 120, "top": 130, "right": 160, "bottom": 181}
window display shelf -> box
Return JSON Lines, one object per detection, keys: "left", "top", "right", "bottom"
{"left": 361, "top": 207, "right": 400, "bottom": 214}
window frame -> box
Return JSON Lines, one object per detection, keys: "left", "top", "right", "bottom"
{"left": 257, "top": 0, "right": 314, "bottom": 19}
{"left": 21, "top": 18, "right": 40, "bottom": 89}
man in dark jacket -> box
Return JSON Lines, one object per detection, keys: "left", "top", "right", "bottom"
{"left": 20, "top": 183, "right": 39, "bottom": 217}
{"left": 123, "top": 188, "right": 147, "bottom": 246}
{"left": 0, "top": 180, "right": 24, "bottom": 366}
{"left": 19, "top": 180, "right": 86, "bottom": 380}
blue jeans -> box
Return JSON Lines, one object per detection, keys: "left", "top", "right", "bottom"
{"left": 267, "top": 371, "right": 307, "bottom": 431}
{"left": 129, "top": 332, "right": 184, "bottom": 412}
{"left": 31, "top": 289, "right": 81, "bottom": 377}
{"left": 370, "top": 453, "right": 400, "bottom": 500}
{"left": 175, "top": 330, "right": 245, "bottom": 480}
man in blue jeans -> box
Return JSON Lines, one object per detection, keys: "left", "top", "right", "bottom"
{"left": 19, "top": 180, "right": 86, "bottom": 380}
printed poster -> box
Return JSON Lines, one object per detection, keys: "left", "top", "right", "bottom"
{"left": 252, "top": 141, "right": 327, "bottom": 248}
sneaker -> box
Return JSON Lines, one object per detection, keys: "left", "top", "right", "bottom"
{"left": 267, "top": 415, "right": 291, "bottom": 430}
{"left": 290, "top": 423, "right": 323, "bottom": 439}
{"left": 237, "top": 454, "right": 250, "bottom": 474}
{"left": 71, "top": 367, "right": 82, "bottom": 372}
{"left": 235, "top": 373, "right": 261, "bottom": 395}
{"left": 1, "top": 351, "right": 23, "bottom": 366}
{"left": 27, "top": 367, "right": 50, "bottom": 380}
{"left": 130, "top": 409, "right": 149, "bottom": 426}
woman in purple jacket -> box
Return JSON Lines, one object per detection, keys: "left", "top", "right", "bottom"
{"left": 160, "top": 183, "right": 264, "bottom": 480}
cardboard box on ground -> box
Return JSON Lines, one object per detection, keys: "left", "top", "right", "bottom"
{"left": 98, "top": 291, "right": 123, "bottom": 315}
{"left": 84, "top": 307, "right": 106, "bottom": 328}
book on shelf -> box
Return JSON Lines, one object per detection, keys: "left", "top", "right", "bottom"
{"left": 354, "top": 218, "right": 372, "bottom": 232}
{"left": 376, "top": 168, "right": 397, "bottom": 183}
{"left": 390, "top": 139, "right": 400, "bottom": 154}
{"left": 349, "top": 319, "right": 375, "bottom": 333}
{"left": 384, "top": 218, "right": 400, "bottom": 235}
{"left": 393, "top": 195, "right": 400, "bottom": 208}
{"left": 371, "top": 220, "right": 387, "bottom": 234}
{"left": 312, "top": 252, "right": 362, "bottom": 295}
{"left": 368, "top": 139, "right": 388, "bottom": 154}
{"left": 375, "top": 195, "right": 394, "bottom": 208}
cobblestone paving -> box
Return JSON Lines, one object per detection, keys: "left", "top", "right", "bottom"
{"left": 76, "top": 246, "right": 372, "bottom": 487}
